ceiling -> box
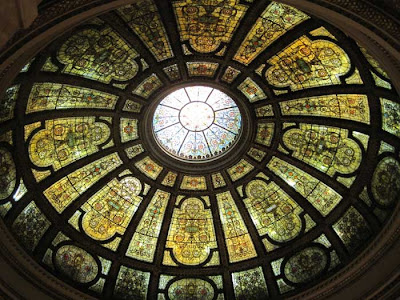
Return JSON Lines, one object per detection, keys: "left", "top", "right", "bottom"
{"left": 0, "top": 0, "right": 399, "bottom": 299}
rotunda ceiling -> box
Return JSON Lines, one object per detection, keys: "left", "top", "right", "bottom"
{"left": 0, "top": 0, "right": 399, "bottom": 299}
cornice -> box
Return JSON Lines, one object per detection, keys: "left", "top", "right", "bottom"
{"left": 312, "top": 0, "right": 400, "bottom": 50}
{"left": 370, "top": 271, "right": 400, "bottom": 300}
{"left": 288, "top": 193, "right": 400, "bottom": 300}
{"left": 0, "top": 218, "right": 97, "bottom": 300}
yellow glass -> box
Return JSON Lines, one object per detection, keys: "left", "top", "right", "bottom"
{"left": 118, "top": 0, "right": 174, "bottom": 61}
{"left": 282, "top": 124, "right": 362, "bottom": 176}
{"left": 234, "top": 2, "right": 309, "bottom": 65}
{"left": 44, "top": 153, "right": 122, "bottom": 213}
{"left": 217, "top": 191, "right": 257, "bottom": 262}
{"left": 26, "top": 83, "right": 118, "bottom": 113}
{"left": 81, "top": 177, "right": 143, "bottom": 240}
{"left": 244, "top": 180, "right": 303, "bottom": 242}
{"left": 58, "top": 27, "right": 139, "bottom": 83}
{"left": 126, "top": 190, "right": 170, "bottom": 262}
{"left": 268, "top": 157, "right": 342, "bottom": 216}
{"left": 266, "top": 36, "right": 350, "bottom": 90}
{"left": 29, "top": 117, "right": 110, "bottom": 171}
{"left": 173, "top": 0, "right": 248, "bottom": 53}
{"left": 165, "top": 197, "right": 218, "bottom": 265}
{"left": 280, "top": 94, "right": 369, "bottom": 124}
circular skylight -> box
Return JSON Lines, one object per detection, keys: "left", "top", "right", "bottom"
{"left": 153, "top": 86, "right": 242, "bottom": 161}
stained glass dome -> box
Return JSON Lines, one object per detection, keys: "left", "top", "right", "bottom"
{"left": 0, "top": 0, "right": 399, "bottom": 299}
{"left": 153, "top": 86, "right": 242, "bottom": 161}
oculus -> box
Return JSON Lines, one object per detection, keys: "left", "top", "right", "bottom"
{"left": 153, "top": 86, "right": 242, "bottom": 161}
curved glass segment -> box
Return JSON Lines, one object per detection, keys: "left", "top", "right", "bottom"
{"left": 153, "top": 86, "right": 242, "bottom": 161}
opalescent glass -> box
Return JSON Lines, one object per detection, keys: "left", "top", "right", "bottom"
{"left": 153, "top": 86, "right": 242, "bottom": 161}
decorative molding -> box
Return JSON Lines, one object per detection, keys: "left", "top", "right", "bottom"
{"left": 0, "top": 218, "right": 97, "bottom": 300}
{"left": 370, "top": 272, "right": 400, "bottom": 300}
{"left": 288, "top": 200, "right": 400, "bottom": 299}
{"left": 313, "top": 0, "right": 400, "bottom": 49}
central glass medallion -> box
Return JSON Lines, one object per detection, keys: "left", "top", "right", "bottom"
{"left": 180, "top": 102, "right": 214, "bottom": 131}
{"left": 153, "top": 86, "right": 242, "bottom": 161}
